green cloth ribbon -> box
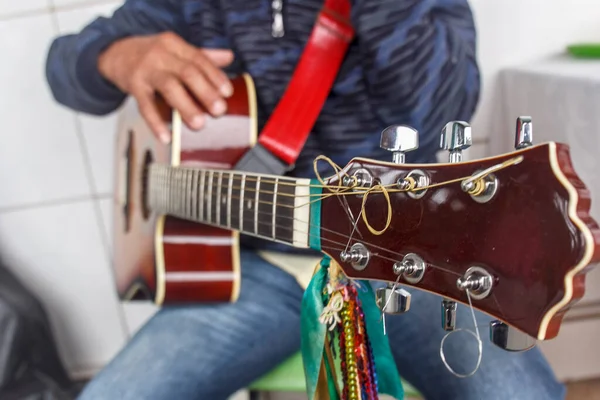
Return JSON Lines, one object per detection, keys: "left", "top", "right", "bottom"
{"left": 300, "top": 257, "right": 404, "bottom": 399}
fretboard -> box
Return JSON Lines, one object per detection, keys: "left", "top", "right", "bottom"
{"left": 147, "top": 164, "right": 313, "bottom": 248}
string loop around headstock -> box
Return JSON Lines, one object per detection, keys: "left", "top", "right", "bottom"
{"left": 310, "top": 153, "right": 527, "bottom": 237}
{"left": 315, "top": 132, "right": 600, "bottom": 346}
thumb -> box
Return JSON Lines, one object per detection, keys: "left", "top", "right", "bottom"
{"left": 202, "top": 48, "right": 234, "bottom": 67}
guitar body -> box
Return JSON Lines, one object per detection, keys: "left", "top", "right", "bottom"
{"left": 113, "top": 74, "right": 257, "bottom": 305}
{"left": 111, "top": 71, "right": 599, "bottom": 344}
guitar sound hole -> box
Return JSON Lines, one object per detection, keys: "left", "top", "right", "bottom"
{"left": 121, "top": 130, "right": 134, "bottom": 233}
{"left": 141, "top": 150, "right": 154, "bottom": 220}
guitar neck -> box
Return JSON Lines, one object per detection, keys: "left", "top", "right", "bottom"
{"left": 147, "top": 164, "right": 316, "bottom": 249}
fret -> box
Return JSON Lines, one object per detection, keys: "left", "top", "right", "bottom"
{"left": 172, "top": 169, "right": 178, "bottom": 216}
{"left": 179, "top": 170, "right": 184, "bottom": 215}
{"left": 175, "top": 169, "right": 183, "bottom": 216}
{"left": 199, "top": 170, "right": 205, "bottom": 221}
{"left": 168, "top": 168, "right": 174, "bottom": 215}
{"left": 238, "top": 175, "right": 246, "bottom": 231}
{"left": 147, "top": 165, "right": 309, "bottom": 249}
{"left": 215, "top": 172, "right": 222, "bottom": 225}
{"left": 162, "top": 166, "right": 167, "bottom": 213}
{"left": 254, "top": 176, "right": 261, "bottom": 235}
{"left": 271, "top": 178, "right": 278, "bottom": 239}
{"left": 180, "top": 169, "right": 185, "bottom": 217}
{"left": 218, "top": 172, "right": 229, "bottom": 227}
{"left": 206, "top": 171, "right": 214, "bottom": 223}
{"left": 275, "top": 179, "right": 296, "bottom": 244}
{"left": 184, "top": 170, "right": 188, "bottom": 217}
{"left": 230, "top": 173, "right": 242, "bottom": 230}
{"left": 186, "top": 169, "right": 193, "bottom": 219}
{"left": 172, "top": 169, "right": 177, "bottom": 215}
{"left": 176, "top": 169, "right": 183, "bottom": 216}
{"left": 227, "top": 173, "right": 233, "bottom": 228}
{"left": 191, "top": 169, "right": 198, "bottom": 220}
{"left": 243, "top": 175, "right": 257, "bottom": 234}
{"left": 257, "top": 177, "right": 274, "bottom": 238}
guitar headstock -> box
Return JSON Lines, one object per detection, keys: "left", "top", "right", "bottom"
{"left": 318, "top": 117, "right": 600, "bottom": 350}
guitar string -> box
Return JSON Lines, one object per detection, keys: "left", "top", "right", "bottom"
{"left": 150, "top": 155, "right": 517, "bottom": 277}
{"left": 156, "top": 184, "right": 504, "bottom": 359}
{"left": 328, "top": 236, "right": 486, "bottom": 378}
{"left": 155, "top": 195, "right": 506, "bottom": 333}
{"left": 148, "top": 155, "right": 518, "bottom": 315}
{"left": 151, "top": 154, "right": 523, "bottom": 239}
{"left": 167, "top": 204, "right": 464, "bottom": 279}
{"left": 439, "top": 288, "right": 483, "bottom": 378}
{"left": 150, "top": 154, "right": 524, "bottom": 196}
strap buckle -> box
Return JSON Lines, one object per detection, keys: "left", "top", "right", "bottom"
{"left": 234, "top": 143, "right": 294, "bottom": 176}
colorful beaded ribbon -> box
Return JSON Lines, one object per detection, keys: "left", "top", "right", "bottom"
{"left": 300, "top": 257, "right": 405, "bottom": 400}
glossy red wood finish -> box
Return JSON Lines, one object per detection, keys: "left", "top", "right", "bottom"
{"left": 320, "top": 143, "right": 600, "bottom": 340}
{"left": 112, "top": 75, "right": 254, "bottom": 304}
{"left": 161, "top": 218, "right": 239, "bottom": 303}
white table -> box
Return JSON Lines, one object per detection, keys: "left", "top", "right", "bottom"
{"left": 497, "top": 56, "right": 600, "bottom": 381}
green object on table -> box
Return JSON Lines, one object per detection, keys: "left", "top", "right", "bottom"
{"left": 249, "top": 352, "right": 422, "bottom": 398}
{"left": 567, "top": 43, "right": 600, "bottom": 58}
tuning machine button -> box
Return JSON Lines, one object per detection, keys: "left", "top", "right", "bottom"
{"left": 457, "top": 266, "right": 494, "bottom": 300}
{"left": 438, "top": 122, "right": 473, "bottom": 328}
{"left": 376, "top": 285, "right": 411, "bottom": 314}
{"left": 340, "top": 242, "right": 370, "bottom": 271}
{"left": 393, "top": 253, "right": 426, "bottom": 284}
{"left": 441, "top": 299, "right": 457, "bottom": 331}
{"left": 342, "top": 168, "right": 373, "bottom": 190}
{"left": 490, "top": 320, "right": 536, "bottom": 352}
{"left": 515, "top": 116, "right": 533, "bottom": 149}
{"left": 440, "top": 121, "right": 472, "bottom": 163}
{"left": 380, "top": 125, "right": 419, "bottom": 164}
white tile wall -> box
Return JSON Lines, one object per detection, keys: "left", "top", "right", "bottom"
{"left": 51, "top": 0, "right": 118, "bottom": 10}
{"left": 463, "top": 142, "right": 489, "bottom": 161}
{"left": 121, "top": 302, "right": 159, "bottom": 336}
{"left": 0, "top": 13, "right": 91, "bottom": 209}
{"left": 55, "top": 1, "right": 122, "bottom": 195}
{"left": 98, "top": 197, "right": 111, "bottom": 249}
{"left": 53, "top": 2, "right": 121, "bottom": 48}
{"left": 468, "top": 0, "right": 600, "bottom": 151}
{"left": 77, "top": 114, "right": 119, "bottom": 194}
{"left": 0, "top": 0, "right": 47, "bottom": 19}
{"left": 0, "top": 1, "right": 127, "bottom": 379}
{"left": 0, "top": 200, "right": 126, "bottom": 374}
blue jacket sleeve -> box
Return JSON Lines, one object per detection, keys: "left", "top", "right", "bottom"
{"left": 353, "top": 0, "right": 481, "bottom": 152}
{"left": 45, "top": 0, "right": 188, "bottom": 116}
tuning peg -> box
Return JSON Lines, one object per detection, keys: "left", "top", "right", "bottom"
{"left": 440, "top": 121, "right": 472, "bottom": 163}
{"left": 489, "top": 320, "right": 536, "bottom": 352}
{"left": 441, "top": 299, "right": 457, "bottom": 331}
{"left": 380, "top": 125, "right": 419, "bottom": 164}
{"left": 515, "top": 116, "right": 533, "bottom": 149}
{"left": 437, "top": 123, "right": 471, "bottom": 328}
{"left": 376, "top": 285, "right": 411, "bottom": 314}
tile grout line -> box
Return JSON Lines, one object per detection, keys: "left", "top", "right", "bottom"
{"left": 0, "top": 194, "right": 111, "bottom": 214}
{"left": 48, "top": 0, "right": 114, "bottom": 269}
{"left": 48, "top": 4, "right": 131, "bottom": 345}
{"left": 0, "top": 0, "right": 118, "bottom": 22}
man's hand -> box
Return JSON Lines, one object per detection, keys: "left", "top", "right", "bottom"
{"left": 98, "top": 32, "right": 234, "bottom": 143}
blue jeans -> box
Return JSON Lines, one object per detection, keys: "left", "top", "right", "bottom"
{"left": 79, "top": 250, "right": 566, "bottom": 399}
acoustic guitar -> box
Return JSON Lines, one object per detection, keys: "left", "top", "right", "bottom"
{"left": 112, "top": 73, "right": 600, "bottom": 351}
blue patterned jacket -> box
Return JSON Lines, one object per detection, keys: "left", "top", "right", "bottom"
{"left": 46, "top": 0, "right": 480, "bottom": 174}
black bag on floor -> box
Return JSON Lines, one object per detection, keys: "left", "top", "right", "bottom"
{"left": 0, "top": 258, "right": 80, "bottom": 399}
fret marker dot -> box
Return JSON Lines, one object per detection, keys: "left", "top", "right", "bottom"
{"left": 222, "top": 197, "right": 227, "bottom": 205}
{"left": 247, "top": 200, "right": 252, "bottom": 209}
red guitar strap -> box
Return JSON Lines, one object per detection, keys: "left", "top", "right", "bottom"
{"left": 235, "top": 0, "right": 354, "bottom": 174}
